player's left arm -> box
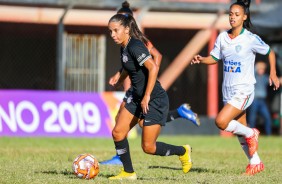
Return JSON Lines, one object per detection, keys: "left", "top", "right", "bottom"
{"left": 268, "top": 50, "right": 280, "bottom": 90}
{"left": 146, "top": 41, "right": 162, "bottom": 70}
{"left": 150, "top": 47, "right": 162, "bottom": 67}
{"left": 251, "top": 34, "right": 280, "bottom": 90}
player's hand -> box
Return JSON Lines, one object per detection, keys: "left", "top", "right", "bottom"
{"left": 109, "top": 72, "right": 120, "bottom": 87}
{"left": 141, "top": 95, "right": 150, "bottom": 114}
{"left": 191, "top": 55, "right": 202, "bottom": 65}
{"left": 269, "top": 73, "right": 280, "bottom": 90}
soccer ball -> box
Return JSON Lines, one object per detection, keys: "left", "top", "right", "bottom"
{"left": 72, "top": 153, "right": 99, "bottom": 179}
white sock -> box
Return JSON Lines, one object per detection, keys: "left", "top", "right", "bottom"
{"left": 225, "top": 120, "right": 253, "bottom": 137}
{"left": 237, "top": 135, "right": 251, "bottom": 160}
{"left": 237, "top": 135, "right": 261, "bottom": 165}
{"left": 250, "top": 152, "right": 261, "bottom": 165}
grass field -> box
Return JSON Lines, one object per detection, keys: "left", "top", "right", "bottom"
{"left": 0, "top": 135, "right": 281, "bottom": 184}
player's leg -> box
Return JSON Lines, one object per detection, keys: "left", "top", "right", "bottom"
{"left": 115, "top": 101, "right": 126, "bottom": 122}
{"left": 108, "top": 107, "right": 138, "bottom": 180}
{"left": 101, "top": 87, "right": 133, "bottom": 165}
{"left": 236, "top": 112, "right": 264, "bottom": 175}
{"left": 216, "top": 103, "right": 252, "bottom": 134}
{"left": 143, "top": 95, "right": 192, "bottom": 173}
{"left": 142, "top": 124, "right": 192, "bottom": 173}
{"left": 100, "top": 101, "right": 126, "bottom": 165}
{"left": 167, "top": 103, "right": 200, "bottom": 126}
{"left": 219, "top": 88, "right": 260, "bottom": 156}
{"left": 236, "top": 112, "right": 252, "bottom": 160}
{"left": 216, "top": 103, "right": 259, "bottom": 156}
{"left": 216, "top": 105, "right": 262, "bottom": 175}
{"left": 100, "top": 101, "right": 125, "bottom": 165}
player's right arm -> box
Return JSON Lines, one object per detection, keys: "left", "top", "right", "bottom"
{"left": 191, "top": 55, "right": 217, "bottom": 65}
{"left": 109, "top": 68, "right": 128, "bottom": 88}
{"left": 192, "top": 33, "right": 221, "bottom": 65}
{"left": 109, "top": 69, "right": 121, "bottom": 86}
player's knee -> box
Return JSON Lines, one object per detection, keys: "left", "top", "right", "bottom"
{"left": 141, "top": 142, "right": 155, "bottom": 154}
{"left": 112, "top": 128, "right": 126, "bottom": 141}
{"left": 215, "top": 116, "right": 228, "bottom": 130}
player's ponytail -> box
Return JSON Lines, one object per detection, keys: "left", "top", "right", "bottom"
{"left": 239, "top": 0, "right": 251, "bottom": 8}
{"left": 117, "top": 1, "right": 133, "bottom": 16}
{"left": 231, "top": 0, "right": 252, "bottom": 29}
{"left": 127, "top": 16, "right": 149, "bottom": 45}
{"left": 108, "top": 14, "right": 149, "bottom": 45}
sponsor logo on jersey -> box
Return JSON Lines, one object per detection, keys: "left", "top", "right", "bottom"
{"left": 223, "top": 60, "right": 241, "bottom": 73}
{"left": 137, "top": 53, "right": 146, "bottom": 62}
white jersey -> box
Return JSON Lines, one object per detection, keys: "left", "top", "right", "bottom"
{"left": 210, "top": 28, "right": 270, "bottom": 87}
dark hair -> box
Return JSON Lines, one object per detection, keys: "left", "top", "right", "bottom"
{"left": 117, "top": 1, "right": 133, "bottom": 16}
{"left": 109, "top": 14, "right": 148, "bottom": 45}
{"left": 231, "top": 0, "right": 252, "bottom": 29}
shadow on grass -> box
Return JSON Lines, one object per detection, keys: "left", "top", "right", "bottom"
{"left": 39, "top": 170, "right": 114, "bottom": 179}
{"left": 190, "top": 167, "right": 220, "bottom": 173}
{"left": 40, "top": 170, "right": 73, "bottom": 175}
{"left": 93, "top": 173, "right": 114, "bottom": 178}
{"left": 102, "top": 172, "right": 178, "bottom": 181}
{"left": 148, "top": 165, "right": 181, "bottom": 171}
{"left": 148, "top": 166, "right": 220, "bottom": 173}
{"left": 38, "top": 170, "right": 77, "bottom": 179}
{"left": 138, "top": 176, "right": 178, "bottom": 181}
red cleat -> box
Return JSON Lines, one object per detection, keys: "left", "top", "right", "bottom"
{"left": 245, "top": 128, "right": 260, "bottom": 157}
{"left": 244, "top": 162, "right": 264, "bottom": 175}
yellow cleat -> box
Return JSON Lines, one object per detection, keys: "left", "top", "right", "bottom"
{"left": 108, "top": 169, "right": 137, "bottom": 180}
{"left": 179, "top": 145, "right": 192, "bottom": 173}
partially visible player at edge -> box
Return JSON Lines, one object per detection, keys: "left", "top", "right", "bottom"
{"left": 191, "top": 0, "right": 280, "bottom": 175}
{"left": 107, "top": 13, "right": 192, "bottom": 180}
{"left": 101, "top": 1, "right": 199, "bottom": 165}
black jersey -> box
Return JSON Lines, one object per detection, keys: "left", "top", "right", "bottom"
{"left": 120, "top": 37, "right": 165, "bottom": 100}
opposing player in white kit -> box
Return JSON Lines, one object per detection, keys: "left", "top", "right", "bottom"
{"left": 192, "top": 0, "right": 280, "bottom": 175}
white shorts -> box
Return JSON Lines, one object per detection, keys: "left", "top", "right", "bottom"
{"left": 222, "top": 84, "right": 254, "bottom": 110}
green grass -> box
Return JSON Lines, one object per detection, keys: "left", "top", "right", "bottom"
{"left": 0, "top": 135, "right": 281, "bottom": 184}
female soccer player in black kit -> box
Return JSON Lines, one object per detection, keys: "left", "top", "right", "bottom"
{"left": 100, "top": 0, "right": 199, "bottom": 166}
{"left": 107, "top": 14, "right": 192, "bottom": 180}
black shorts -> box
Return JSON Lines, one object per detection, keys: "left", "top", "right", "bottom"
{"left": 125, "top": 93, "right": 169, "bottom": 126}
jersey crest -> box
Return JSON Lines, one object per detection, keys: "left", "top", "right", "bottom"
{"left": 126, "top": 95, "right": 133, "bottom": 103}
{"left": 122, "top": 54, "right": 128, "bottom": 63}
{"left": 235, "top": 45, "right": 242, "bottom": 53}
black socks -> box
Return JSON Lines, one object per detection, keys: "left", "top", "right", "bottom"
{"left": 166, "top": 109, "right": 180, "bottom": 122}
{"left": 114, "top": 138, "right": 134, "bottom": 173}
{"left": 154, "top": 142, "right": 185, "bottom": 156}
